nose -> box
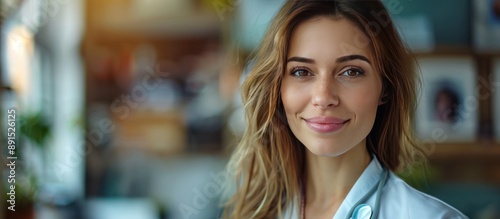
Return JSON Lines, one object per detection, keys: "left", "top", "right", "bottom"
{"left": 312, "top": 76, "right": 339, "bottom": 109}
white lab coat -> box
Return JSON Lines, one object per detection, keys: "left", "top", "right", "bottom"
{"left": 284, "top": 157, "right": 469, "bottom": 219}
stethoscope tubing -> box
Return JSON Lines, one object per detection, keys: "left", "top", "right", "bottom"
{"left": 345, "top": 169, "right": 390, "bottom": 219}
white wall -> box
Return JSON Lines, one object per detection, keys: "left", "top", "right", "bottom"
{"left": 34, "top": 0, "right": 86, "bottom": 199}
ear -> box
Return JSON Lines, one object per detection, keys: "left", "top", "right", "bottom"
{"left": 378, "top": 81, "right": 389, "bottom": 106}
{"left": 378, "top": 93, "right": 388, "bottom": 105}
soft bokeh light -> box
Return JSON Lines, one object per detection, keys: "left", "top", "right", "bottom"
{"left": 6, "top": 25, "right": 33, "bottom": 99}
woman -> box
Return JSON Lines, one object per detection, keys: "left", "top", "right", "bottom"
{"left": 222, "top": 0, "right": 468, "bottom": 218}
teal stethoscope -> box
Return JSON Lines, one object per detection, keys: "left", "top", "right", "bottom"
{"left": 300, "top": 168, "right": 390, "bottom": 219}
{"left": 346, "top": 168, "right": 390, "bottom": 219}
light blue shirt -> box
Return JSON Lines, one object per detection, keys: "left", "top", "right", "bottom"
{"left": 284, "top": 157, "right": 468, "bottom": 219}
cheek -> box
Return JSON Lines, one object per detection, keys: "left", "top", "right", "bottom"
{"left": 345, "top": 83, "right": 381, "bottom": 115}
{"left": 281, "top": 82, "right": 303, "bottom": 115}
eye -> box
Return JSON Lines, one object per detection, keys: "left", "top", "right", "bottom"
{"left": 290, "top": 67, "right": 312, "bottom": 77}
{"left": 340, "top": 67, "right": 365, "bottom": 77}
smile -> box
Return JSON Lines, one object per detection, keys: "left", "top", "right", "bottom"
{"left": 304, "top": 116, "right": 350, "bottom": 133}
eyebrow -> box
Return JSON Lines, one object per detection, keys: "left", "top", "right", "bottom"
{"left": 286, "top": 54, "right": 371, "bottom": 64}
{"left": 336, "top": 54, "right": 371, "bottom": 64}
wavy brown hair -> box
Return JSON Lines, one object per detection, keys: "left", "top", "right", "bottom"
{"left": 222, "top": 1, "right": 425, "bottom": 218}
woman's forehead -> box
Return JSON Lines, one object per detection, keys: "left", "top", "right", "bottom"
{"left": 287, "top": 17, "right": 374, "bottom": 63}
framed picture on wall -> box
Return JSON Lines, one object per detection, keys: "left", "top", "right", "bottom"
{"left": 473, "top": 0, "right": 500, "bottom": 51}
{"left": 415, "top": 57, "right": 478, "bottom": 143}
{"left": 494, "top": 58, "right": 500, "bottom": 142}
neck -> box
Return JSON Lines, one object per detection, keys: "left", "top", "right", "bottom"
{"left": 303, "top": 141, "right": 371, "bottom": 212}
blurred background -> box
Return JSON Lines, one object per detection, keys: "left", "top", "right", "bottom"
{"left": 1, "top": 0, "right": 500, "bottom": 218}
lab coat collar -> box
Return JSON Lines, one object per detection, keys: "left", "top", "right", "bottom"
{"left": 332, "top": 155, "right": 385, "bottom": 219}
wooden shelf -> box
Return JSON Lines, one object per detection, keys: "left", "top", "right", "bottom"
{"left": 429, "top": 142, "right": 500, "bottom": 161}
{"left": 89, "top": 14, "right": 222, "bottom": 40}
{"left": 427, "top": 143, "right": 500, "bottom": 184}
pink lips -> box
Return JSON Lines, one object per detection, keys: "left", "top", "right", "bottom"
{"left": 304, "top": 116, "right": 349, "bottom": 133}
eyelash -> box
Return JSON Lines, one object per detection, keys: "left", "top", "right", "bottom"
{"left": 290, "top": 66, "right": 312, "bottom": 77}
{"left": 340, "top": 67, "right": 365, "bottom": 77}
{"left": 289, "top": 66, "right": 366, "bottom": 78}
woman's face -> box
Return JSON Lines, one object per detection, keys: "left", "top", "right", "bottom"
{"left": 281, "top": 17, "right": 383, "bottom": 157}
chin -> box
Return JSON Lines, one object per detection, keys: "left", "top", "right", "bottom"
{"left": 305, "top": 142, "right": 353, "bottom": 157}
